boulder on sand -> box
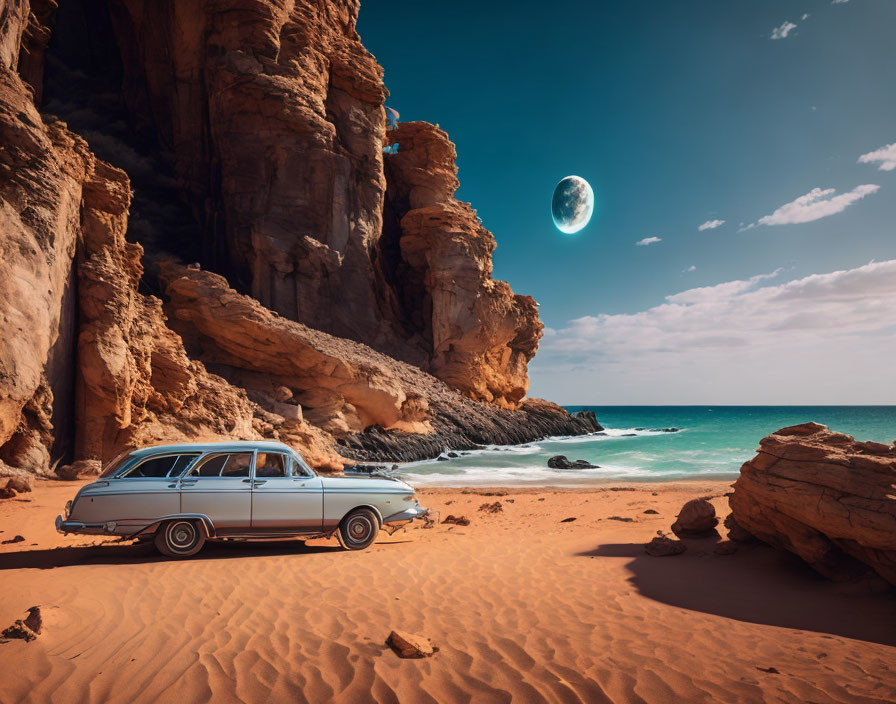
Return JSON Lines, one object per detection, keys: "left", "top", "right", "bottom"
{"left": 729, "top": 422, "right": 896, "bottom": 585}
{"left": 5, "top": 477, "right": 32, "bottom": 493}
{"left": 442, "top": 515, "right": 470, "bottom": 526}
{"left": 671, "top": 498, "right": 719, "bottom": 537}
{"left": 56, "top": 460, "right": 102, "bottom": 481}
{"left": 645, "top": 536, "right": 687, "bottom": 557}
{"left": 386, "top": 630, "right": 437, "bottom": 658}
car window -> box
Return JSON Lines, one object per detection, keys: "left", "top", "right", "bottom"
{"left": 290, "top": 456, "right": 313, "bottom": 477}
{"left": 222, "top": 453, "right": 252, "bottom": 477}
{"left": 121, "top": 454, "right": 199, "bottom": 478}
{"left": 190, "top": 452, "right": 253, "bottom": 477}
{"left": 255, "top": 453, "right": 287, "bottom": 477}
{"left": 100, "top": 451, "right": 134, "bottom": 478}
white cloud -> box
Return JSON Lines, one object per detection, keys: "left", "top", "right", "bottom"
{"left": 750, "top": 184, "right": 879, "bottom": 227}
{"left": 636, "top": 236, "right": 662, "bottom": 246}
{"left": 770, "top": 21, "right": 797, "bottom": 39}
{"left": 530, "top": 260, "right": 896, "bottom": 404}
{"left": 698, "top": 219, "right": 725, "bottom": 231}
{"left": 832, "top": 0, "right": 849, "bottom": 4}
{"left": 801, "top": 13, "right": 810, "bottom": 20}
{"left": 684, "top": 265, "right": 696, "bottom": 273}
{"left": 858, "top": 143, "right": 896, "bottom": 172}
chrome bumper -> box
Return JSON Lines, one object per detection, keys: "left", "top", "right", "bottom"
{"left": 383, "top": 504, "right": 430, "bottom": 525}
{"left": 55, "top": 514, "right": 108, "bottom": 535}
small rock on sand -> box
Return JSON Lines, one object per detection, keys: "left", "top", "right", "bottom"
{"left": 2, "top": 607, "right": 41, "bottom": 642}
{"left": 478, "top": 501, "right": 503, "bottom": 514}
{"left": 386, "top": 630, "right": 437, "bottom": 658}
{"left": 442, "top": 515, "right": 470, "bottom": 526}
{"left": 643, "top": 509, "right": 659, "bottom": 515}
{"left": 5, "top": 477, "right": 31, "bottom": 493}
{"left": 608, "top": 516, "right": 634, "bottom": 522}
{"left": 1, "top": 535, "right": 25, "bottom": 544}
{"left": 56, "top": 459, "right": 102, "bottom": 481}
{"left": 671, "top": 498, "right": 719, "bottom": 537}
{"left": 0, "top": 487, "right": 15, "bottom": 500}
{"left": 645, "top": 536, "right": 687, "bottom": 557}
{"left": 756, "top": 666, "right": 780, "bottom": 675}
{"left": 560, "top": 517, "right": 577, "bottom": 523}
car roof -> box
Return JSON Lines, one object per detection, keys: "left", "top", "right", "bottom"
{"left": 126, "top": 441, "right": 296, "bottom": 459}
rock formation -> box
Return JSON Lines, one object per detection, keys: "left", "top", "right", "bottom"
{"left": 644, "top": 536, "right": 687, "bottom": 557}
{"left": 160, "top": 262, "right": 599, "bottom": 462}
{"left": 382, "top": 122, "right": 543, "bottom": 406}
{"left": 0, "top": 0, "right": 597, "bottom": 477}
{"left": 547, "top": 455, "right": 598, "bottom": 470}
{"left": 729, "top": 423, "right": 896, "bottom": 585}
{"left": 103, "top": 1, "right": 540, "bottom": 406}
{"left": 0, "top": 16, "right": 91, "bottom": 477}
{"left": 670, "top": 498, "right": 719, "bottom": 537}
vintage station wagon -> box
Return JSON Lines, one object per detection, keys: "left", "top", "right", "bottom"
{"left": 55, "top": 441, "right": 427, "bottom": 556}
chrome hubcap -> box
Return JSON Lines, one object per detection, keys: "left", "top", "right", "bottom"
{"left": 169, "top": 522, "right": 195, "bottom": 549}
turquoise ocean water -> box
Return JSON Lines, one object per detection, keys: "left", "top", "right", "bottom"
{"left": 398, "top": 406, "right": 896, "bottom": 487}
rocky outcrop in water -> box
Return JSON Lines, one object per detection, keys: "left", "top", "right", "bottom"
{"left": 729, "top": 423, "right": 896, "bottom": 585}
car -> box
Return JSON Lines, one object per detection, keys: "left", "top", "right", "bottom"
{"left": 55, "top": 441, "right": 428, "bottom": 557}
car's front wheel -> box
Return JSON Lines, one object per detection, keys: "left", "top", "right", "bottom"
{"left": 339, "top": 509, "right": 379, "bottom": 550}
{"left": 155, "top": 519, "right": 206, "bottom": 557}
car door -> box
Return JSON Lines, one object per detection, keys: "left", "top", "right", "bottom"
{"left": 180, "top": 451, "right": 254, "bottom": 531}
{"left": 77, "top": 453, "right": 194, "bottom": 528}
{"left": 250, "top": 452, "right": 323, "bottom": 530}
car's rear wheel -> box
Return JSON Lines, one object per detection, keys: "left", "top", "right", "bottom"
{"left": 339, "top": 509, "right": 379, "bottom": 550}
{"left": 155, "top": 519, "right": 206, "bottom": 557}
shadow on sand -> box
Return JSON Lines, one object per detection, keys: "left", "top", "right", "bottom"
{"left": 578, "top": 539, "right": 896, "bottom": 647}
{"left": 0, "top": 539, "right": 347, "bottom": 571}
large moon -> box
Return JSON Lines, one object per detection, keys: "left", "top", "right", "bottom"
{"left": 551, "top": 175, "right": 594, "bottom": 234}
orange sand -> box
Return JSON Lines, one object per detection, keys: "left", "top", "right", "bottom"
{"left": 0, "top": 480, "right": 894, "bottom": 703}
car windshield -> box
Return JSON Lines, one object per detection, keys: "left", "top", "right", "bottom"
{"left": 99, "top": 451, "right": 135, "bottom": 478}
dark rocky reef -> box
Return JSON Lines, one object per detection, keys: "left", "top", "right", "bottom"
{"left": 339, "top": 405, "right": 602, "bottom": 463}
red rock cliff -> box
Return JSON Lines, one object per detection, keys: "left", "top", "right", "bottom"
{"left": 0, "top": 0, "right": 597, "bottom": 477}
{"left": 104, "top": 0, "right": 541, "bottom": 406}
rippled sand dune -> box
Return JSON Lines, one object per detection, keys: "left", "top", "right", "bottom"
{"left": 1, "top": 482, "right": 893, "bottom": 703}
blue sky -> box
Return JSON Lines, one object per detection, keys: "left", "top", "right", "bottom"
{"left": 358, "top": 1, "right": 896, "bottom": 404}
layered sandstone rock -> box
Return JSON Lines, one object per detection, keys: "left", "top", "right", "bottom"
{"left": 0, "top": 0, "right": 594, "bottom": 476}
{"left": 383, "top": 122, "right": 543, "bottom": 407}
{"left": 730, "top": 423, "right": 896, "bottom": 585}
{"left": 104, "top": 1, "right": 541, "bottom": 406}
{"left": 0, "top": 36, "right": 91, "bottom": 476}
{"left": 108, "top": 0, "right": 390, "bottom": 343}
{"left": 74, "top": 159, "right": 344, "bottom": 469}
{"left": 160, "top": 262, "right": 600, "bottom": 462}
{"left": 0, "top": 5, "right": 343, "bottom": 473}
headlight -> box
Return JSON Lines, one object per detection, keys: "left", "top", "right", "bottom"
{"left": 64, "top": 500, "right": 72, "bottom": 519}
